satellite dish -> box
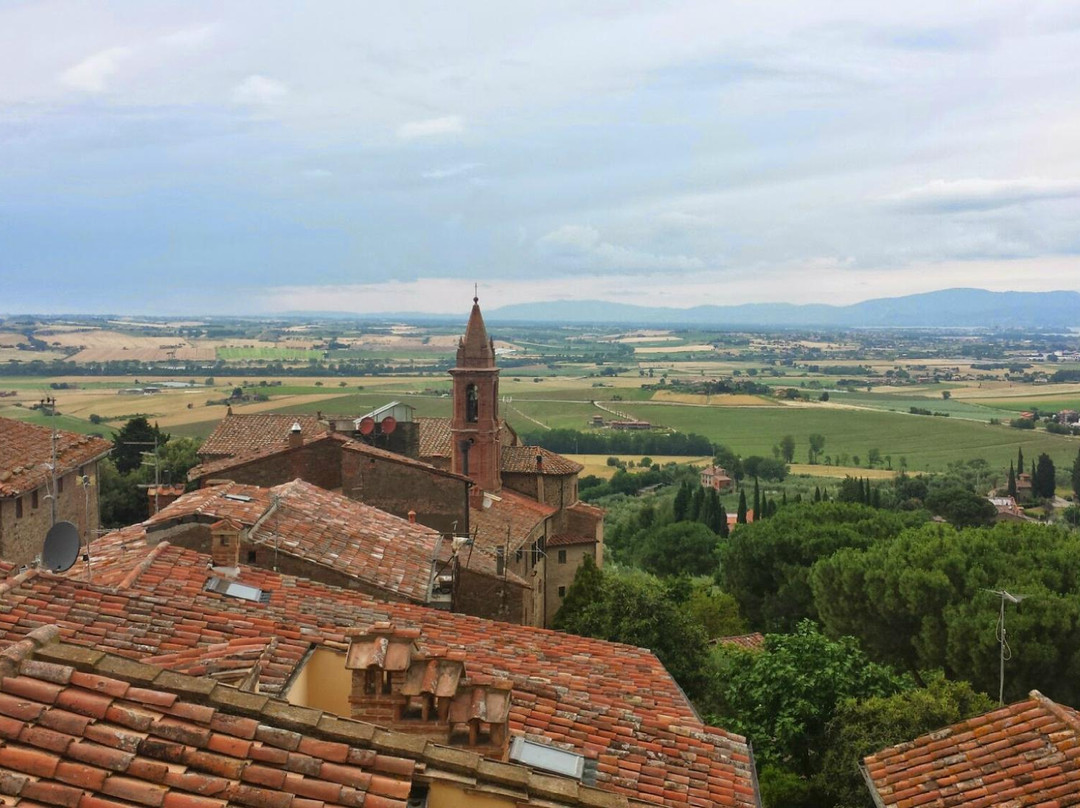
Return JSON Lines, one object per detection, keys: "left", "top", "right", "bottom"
{"left": 380, "top": 416, "right": 397, "bottom": 435}
{"left": 42, "top": 521, "right": 80, "bottom": 572}
{"left": 358, "top": 417, "right": 375, "bottom": 436}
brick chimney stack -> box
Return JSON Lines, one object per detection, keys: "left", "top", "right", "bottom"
{"left": 288, "top": 421, "right": 303, "bottom": 450}
{"left": 210, "top": 518, "right": 243, "bottom": 568}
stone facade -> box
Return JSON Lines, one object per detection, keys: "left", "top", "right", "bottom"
{"left": 1, "top": 462, "right": 104, "bottom": 567}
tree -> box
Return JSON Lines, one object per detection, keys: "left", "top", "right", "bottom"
{"left": 867, "top": 447, "right": 881, "bottom": 468}
{"left": 924, "top": 485, "right": 996, "bottom": 527}
{"left": 554, "top": 565, "right": 709, "bottom": 698}
{"left": 703, "top": 622, "right": 907, "bottom": 778}
{"left": 779, "top": 435, "right": 796, "bottom": 464}
{"left": 637, "top": 522, "right": 720, "bottom": 578}
{"left": 673, "top": 481, "right": 692, "bottom": 522}
{"left": 553, "top": 554, "right": 604, "bottom": 629}
{"left": 1008, "top": 461, "right": 1017, "bottom": 498}
{"left": 719, "top": 503, "right": 920, "bottom": 631}
{"left": 808, "top": 434, "right": 826, "bottom": 465}
{"left": 736, "top": 490, "right": 748, "bottom": 524}
{"left": 818, "top": 674, "right": 993, "bottom": 808}
{"left": 942, "top": 390, "right": 951, "bottom": 400}
{"left": 1034, "top": 453, "right": 1056, "bottom": 498}
{"left": 112, "top": 417, "right": 169, "bottom": 474}
{"left": 752, "top": 478, "right": 761, "bottom": 518}
{"left": 810, "top": 521, "right": 1080, "bottom": 704}
{"left": 1073, "top": 448, "right": 1080, "bottom": 501}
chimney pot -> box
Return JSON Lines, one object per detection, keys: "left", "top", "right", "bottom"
{"left": 408, "top": 510, "right": 417, "bottom": 523}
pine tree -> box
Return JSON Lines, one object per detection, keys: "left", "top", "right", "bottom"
{"left": 737, "top": 490, "right": 748, "bottom": 524}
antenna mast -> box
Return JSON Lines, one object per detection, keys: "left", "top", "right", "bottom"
{"left": 985, "top": 588, "right": 1028, "bottom": 705}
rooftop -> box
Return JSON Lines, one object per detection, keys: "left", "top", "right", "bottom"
{"left": 863, "top": 689, "right": 1080, "bottom": 807}
{"left": 0, "top": 416, "right": 112, "bottom": 498}
{"left": 1, "top": 545, "right": 760, "bottom": 807}
{"left": 197, "top": 414, "right": 329, "bottom": 460}
{"left": 501, "top": 446, "right": 584, "bottom": 476}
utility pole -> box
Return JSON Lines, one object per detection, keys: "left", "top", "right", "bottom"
{"left": 986, "top": 589, "right": 1028, "bottom": 705}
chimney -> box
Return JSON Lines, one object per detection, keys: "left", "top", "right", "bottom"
{"left": 408, "top": 510, "right": 417, "bottom": 524}
{"left": 288, "top": 421, "right": 303, "bottom": 449}
{"left": 210, "top": 518, "right": 243, "bottom": 568}
{"left": 536, "top": 453, "right": 543, "bottom": 471}
{"left": 147, "top": 484, "right": 186, "bottom": 516}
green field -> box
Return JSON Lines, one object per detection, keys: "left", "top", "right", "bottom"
{"left": 0, "top": 408, "right": 111, "bottom": 436}
{"left": 216, "top": 347, "right": 324, "bottom": 361}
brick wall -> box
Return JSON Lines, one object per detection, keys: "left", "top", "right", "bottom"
{"left": 198, "top": 441, "right": 343, "bottom": 491}
{"left": 545, "top": 544, "right": 598, "bottom": 626}
{"left": 454, "top": 567, "right": 526, "bottom": 625}
{"left": 0, "top": 462, "right": 102, "bottom": 567}
{"left": 341, "top": 450, "right": 469, "bottom": 536}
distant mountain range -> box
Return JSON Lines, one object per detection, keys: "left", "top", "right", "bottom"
{"left": 481, "top": 289, "right": 1080, "bottom": 329}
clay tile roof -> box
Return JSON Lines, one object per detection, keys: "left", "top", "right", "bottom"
{"left": 501, "top": 446, "right": 583, "bottom": 476}
{"left": 0, "top": 417, "right": 112, "bottom": 498}
{"left": 0, "top": 627, "right": 414, "bottom": 808}
{"left": 470, "top": 489, "right": 557, "bottom": 553}
{"left": 415, "top": 418, "right": 452, "bottom": 458}
{"left": 0, "top": 548, "right": 760, "bottom": 807}
{"left": 417, "top": 418, "right": 517, "bottom": 459}
{"left": 710, "top": 633, "right": 765, "bottom": 651}
{"left": 864, "top": 690, "right": 1080, "bottom": 807}
{"left": 198, "top": 414, "right": 329, "bottom": 460}
{"left": 546, "top": 534, "right": 596, "bottom": 548}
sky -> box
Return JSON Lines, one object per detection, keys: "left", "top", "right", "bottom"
{"left": 2, "top": 1, "right": 1080, "bottom": 316}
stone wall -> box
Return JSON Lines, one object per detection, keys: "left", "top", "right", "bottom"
{"left": 0, "top": 463, "right": 102, "bottom": 567}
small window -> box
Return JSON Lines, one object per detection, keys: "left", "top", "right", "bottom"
{"left": 516, "top": 549, "right": 523, "bottom": 562}
{"left": 247, "top": 549, "right": 257, "bottom": 563}
{"left": 15, "top": 498, "right": 23, "bottom": 519}
{"left": 57, "top": 476, "right": 64, "bottom": 495}
{"left": 557, "top": 549, "right": 567, "bottom": 564}
{"left": 31, "top": 490, "right": 39, "bottom": 509}
{"left": 465, "top": 384, "right": 479, "bottom": 422}
{"left": 558, "top": 586, "right": 566, "bottom": 598}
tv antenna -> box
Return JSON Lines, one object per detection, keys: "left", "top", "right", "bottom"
{"left": 42, "top": 521, "right": 80, "bottom": 572}
{"left": 984, "top": 588, "right": 1028, "bottom": 705}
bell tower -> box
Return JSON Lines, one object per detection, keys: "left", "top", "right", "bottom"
{"left": 450, "top": 295, "right": 501, "bottom": 492}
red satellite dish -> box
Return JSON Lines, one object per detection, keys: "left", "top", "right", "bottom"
{"left": 358, "top": 417, "right": 375, "bottom": 435}
{"left": 380, "top": 416, "right": 397, "bottom": 435}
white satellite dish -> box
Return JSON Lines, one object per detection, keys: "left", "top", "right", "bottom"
{"left": 42, "top": 521, "right": 80, "bottom": 572}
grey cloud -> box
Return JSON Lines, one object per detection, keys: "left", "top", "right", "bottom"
{"left": 884, "top": 178, "right": 1080, "bottom": 212}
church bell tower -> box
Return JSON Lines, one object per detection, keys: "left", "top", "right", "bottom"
{"left": 450, "top": 295, "right": 501, "bottom": 492}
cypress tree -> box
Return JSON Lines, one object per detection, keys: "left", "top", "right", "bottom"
{"left": 1018, "top": 447, "right": 1025, "bottom": 478}
{"left": 814, "top": 485, "right": 821, "bottom": 503}
{"left": 690, "top": 486, "right": 704, "bottom": 521}
{"left": 717, "top": 497, "right": 729, "bottom": 537}
{"left": 737, "top": 490, "right": 748, "bottom": 524}
{"left": 1008, "top": 462, "right": 1017, "bottom": 498}
{"left": 673, "top": 481, "right": 692, "bottom": 522}
{"left": 752, "top": 478, "right": 761, "bottom": 519}
{"left": 871, "top": 486, "right": 881, "bottom": 508}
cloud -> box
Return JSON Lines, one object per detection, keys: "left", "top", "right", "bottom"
{"left": 421, "top": 162, "right": 482, "bottom": 180}
{"left": 232, "top": 74, "right": 289, "bottom": 105}
{"left": 537, "top": 225, "right": 706, "bottom": 272}
{"left": 59, "top": 46, "right": 131, "bottom": 93}
{"left": 301, "top": 168, "right": 333, "bottom": 179}
{"left": 884, "top": 178, "right": 1080, "bottom": 212}
{"left": 397, "top": 115, "right": 464, "bottom": 139}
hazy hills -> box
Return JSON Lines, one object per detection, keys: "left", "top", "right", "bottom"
{"left": 483, "top": 289, "right": 1080, "bottom": 329}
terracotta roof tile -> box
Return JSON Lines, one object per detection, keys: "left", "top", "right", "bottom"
{"left": 470, "top": 489, "right": 556, "bottom": 553}
{"left": 0, "top": 417, "right": 111, "bottom": 498}
{"left": 865, "top": 690, "right": 1080, "bottom": 807}
{"left": 501, "top": 446, "right": 583, "bottom": 476}
{"left": 546, "top": 534, "right": 597, "bottom": 548}
{"left": 0, "top": 628, "right": 412, "bottom": 808}
{"left": 197, "top": 415, "right": 329, "bottom": 460}
{"left": 709, "top": 633, "right": 765, "bottom": 651}
{"left": 1, "top": 547, "right": 759, "bottom": 807}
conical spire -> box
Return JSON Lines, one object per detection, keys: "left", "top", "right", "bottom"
{"left": 456, "top": 295, "right": 495, "bottom": 368}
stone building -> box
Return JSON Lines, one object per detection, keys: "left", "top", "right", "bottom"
{"left": 186, "top": 297, "right": 603, "bottom": 627}
{"left": 0, "top": 416, "right": 111, "bottom": 566}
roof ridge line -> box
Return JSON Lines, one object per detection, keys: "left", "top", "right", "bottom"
{"left": 0, "top": 565, "right": 41, "bottom": 597}
{"left": 1030, "top": 689, "right": 1080, "bottom": 735}
{"left": 0, "top": 624, "right": 59, "bottom": 676}
{"left": 116, "top": 540, "right": 172, "bottom": 590}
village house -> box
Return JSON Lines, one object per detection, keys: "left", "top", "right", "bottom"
{"left": 700, "top": 464, "right": 734, "bottom": 493}
{"left": 0, "top": 416, "right": 111, "bottom": 566}
{"left": 188, "top": 298, "right": 603, "bottom": 628}
{"left": 0, "top": 543, "right": 763, "bottom": 807}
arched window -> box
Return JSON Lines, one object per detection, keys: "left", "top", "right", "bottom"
{"left": 466, "top": 384, "right": 479, "bottom": 422}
